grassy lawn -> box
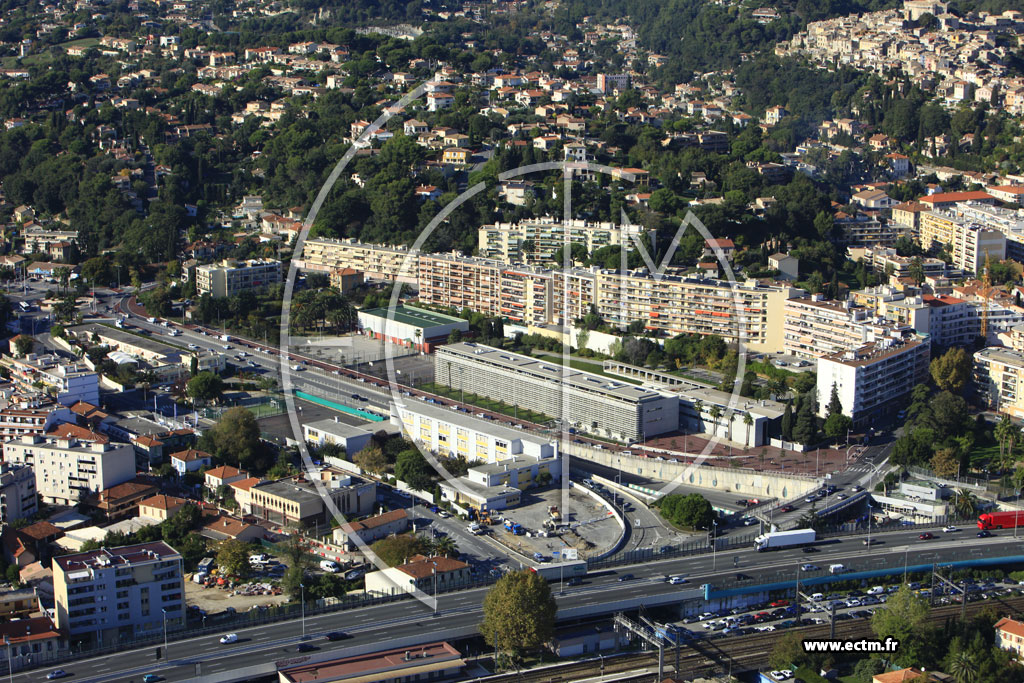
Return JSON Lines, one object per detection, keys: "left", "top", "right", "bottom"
{"left": 536, "top": 353, "right": 642, "bottom": 384}
{"left": 419, "top": 382, "right": 553, "bottom": 424}
{"left": 3, "top": 37, "right": 100, "bottom": 68}
{"left": 968, "top": 441, "right": 1001, "bottom": 470}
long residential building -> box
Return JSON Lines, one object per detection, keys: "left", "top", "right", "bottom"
{"left": 593, "top": 272, "right": 799, "bottom": 352}
{"left": 195, "top": 258, "right": 282, "bottom": 298}
{"left": 53, "top": 541, "right": 184, "bottom": 646}
{"left": 784, "top": 296, "right": 876, "bottom": 359}
{"left": 816, "top": 334, "right": 930, "bottom": 426}
{"left": 301, "top": 237, "right": 419, "bottom": 282}
{"left": 3, "top": 434, "right": 135, "bottom": 506}
{"left": 434, "top": 342, "right": 678, "bottom": 442}
{"left": 973, "top": 346, "right": 1024, "bottom": 420}
{"left": 477, "top": 218, "right": 640, "bottom": 263}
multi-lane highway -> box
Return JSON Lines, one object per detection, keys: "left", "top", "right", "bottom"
{"left": 34, "top": 526, "right": 1024, "bottom": 683}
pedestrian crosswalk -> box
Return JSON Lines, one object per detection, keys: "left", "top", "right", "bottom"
{"left": 845, "top": 465, "right": 875, "bottom": 473}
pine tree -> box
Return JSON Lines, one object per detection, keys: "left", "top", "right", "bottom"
{"left": 781, "top": 402, "right": 793, "bottom": 440}
{"left": 793, "top": 392, "right": 817, "bottom": 446}
{"left": 825, "top": 383, "right": 843, "bottom": 419}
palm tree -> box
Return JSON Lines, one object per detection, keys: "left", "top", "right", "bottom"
{"left": 693, "top": 399, "right": 704, "bottom": 431}
{"left": 768, "top": 376, "right": 788, "bottom": 400}
{"left": 432, "top": 535, "right": 458, "bottom": 558}
{"left": 948, "top": 650, "right": 978, "bottom": 683}
{"left": 708, "top": 405, "right": 722, "bottom": 438}
{"left": 953, "top": 489, "right": 979, "bottom": 519}
{"left": 743, "top": 412, "right": 754, "bottom": 447}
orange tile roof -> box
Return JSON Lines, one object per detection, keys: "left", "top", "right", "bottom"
{"left": 997, "top": 617, "right": 1024, "bottom": 639}
{"left": 228, "top": 477, "right": 261, "bottom": 492}
{"left": 170, "top": 448, "right": 212, "bottom": 463}
{"left": 139, "top": 494, "right": 188, "bottom": 510}
{"left": 873, "top": 669, "right": 930, "bottom": 683}
{"left": 397, "top": 555, "right": 468, "bottom": 580}
{"left": 205, "top": 465, "right": 247, "bottom": 480}
{"left": 48, "top": 423, "right": 109, "bottom": 443}
{"left": 16, "top": 521, "right": 61, "bottom": 541}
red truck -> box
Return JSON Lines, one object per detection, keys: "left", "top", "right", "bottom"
{"left": 977, "top": 511, "right": 1024, "bottom": 530}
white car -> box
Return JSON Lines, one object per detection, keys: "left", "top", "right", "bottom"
{"left": 943, "top": 525, "right": 959, "bottom": 533}
{"left": 220, "top": 633, "right": 238, "bottom": 644}
{"left": 800, "top": 564, "right": 818, "bottom": 572}
{"left": 756, "top": 625, "right": 776, "bottom": 632}
{"left": 188, "top": 343, "right": 198, "bottom": 350}
{"left": 770, "top": 670, "right": 794, "bottom": 681}
{"left": 668, "top": 575, "right": 688, "bottom": 584}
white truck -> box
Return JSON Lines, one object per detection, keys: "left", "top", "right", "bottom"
{"left": 753, "top": 528, "right": 816, "bottom": 552}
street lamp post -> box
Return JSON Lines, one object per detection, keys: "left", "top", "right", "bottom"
{"left": 432, "top": 564, "right": 438, "bottom": 617}
{"left": 866, "top": 504, "right": 872, "bottom": 549}
{"left": 300, "top": 582, "right": 306, "bottom": 638}
{"left": 711, "top": 520, "right": 718, "bottom": 570}
{"left": 161, "top": 608, "right": 168, "bottom": 661}
{"left": 1016, "top": 490, "right": 1021, "bottom": 539}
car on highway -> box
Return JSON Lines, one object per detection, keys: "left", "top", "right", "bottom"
{"left": 801, "top": 546, "right": 818, "bottom": 553}
{"left": 741, "top": 516, "right": 757, "bottom": 526}
{"left": 617, "top": 573, "right": 634, "bottom": 582}
{"left": 46, "top": 672, "right": 70, "bottom": 680}
{"left": 978, "top": 529, "right": 992, "bottom": 538}
{"left": 143, "top": 676, "right": 161, "bottom": 683}
{"left": 325, "top": 632, "right": 350, "bottom": 641}
{"left": 779, "top": 505, "right": 795, "bottom": 513}
{"left": 220, "top": 633, "right": 238, "bottom": 644}
{"left": 668, "top": 575, "right": 688, "bottom": 584}
{"left": 188, "top": 343, "right": 198, "bottom": 350}
{"left": 943, "top": 525, "right": 959, "bottom": 533}
{"left": 296, "top": 643, "right": 316, "bottom": 653}
{"left": 918, "top": 532, "right": 934, "bottom": 540}
{"left": 805, "top": 494, "right": 819, "bottom": 502}
{"left": 851, "top": 485, "right": 863, "bottom": 492}
{"left": 800, "top": 564, "right": 818, "bottom": 572}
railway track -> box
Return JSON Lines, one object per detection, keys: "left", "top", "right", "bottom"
{"left": 476, "top": 595, "right": 1024, "bottom": 683}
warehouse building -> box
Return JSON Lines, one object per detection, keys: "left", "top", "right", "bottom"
{"left": 357, "top": 305, "right": 468, "bottom": 352}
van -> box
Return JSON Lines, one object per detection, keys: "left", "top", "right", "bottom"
{"left": 291, "top": 364, "right": 304, "bottom": 371}
{"left": 829, "top": 564, "right": 846, "bottom": 574}
{"left": 810, "top": 592, "right": 824, "bottom": 601}
{"left": 867, "top": 586, "right": 885, "bottom": 595}
{"left": 249, "top": 554, "right": 268, "bottom": 564}
{"left": 320, "top": 560, "right": 339, "bottom": 573}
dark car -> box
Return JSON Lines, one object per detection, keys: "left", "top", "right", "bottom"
{"left": 618, "top": 573, "right": 635, "bottom": 582}
{"left": 325, "top": 632, "right": 350, "bottom": 641}
{"left": 780, "top": 505, "right": 795, "bottom": 513}
{"left": 296, "top": 643, "right": 316, "bottom": 653}
{"left": 567, "top": 576, "right": 582, "bottom": 586}
{"left": 802, "top": 546, "right": 818, "bottom": 553}
{"left": 978, "top": 529, "right": 992, "bottom": 538}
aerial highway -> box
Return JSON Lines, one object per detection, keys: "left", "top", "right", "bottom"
{"left": 37, "top": 527, "right": 1024, "bottom": 683}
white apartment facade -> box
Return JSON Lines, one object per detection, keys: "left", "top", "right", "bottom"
{"left": 53, "top": 541, "right": 184, "bottom": 646}
{"left": 195, "top": 258, "right": 282, "bottom": 298}
{"left": 3, "top": 434, "right": 135, "bottom": 505}
{"left": 816, "top": 335, "right": 930, "bottom": 426}
{"left": 301, "top": 238, "right": 419, "bottom": 282}
{"left": 0, "top": 462, "right": 36, "bottom": 524}
{"left": 477, "top": 218, "right": 640, "bottom": 263}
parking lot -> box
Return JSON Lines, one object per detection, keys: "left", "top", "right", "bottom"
{"left": 493, "top": 486, "right": 624, "bottom": 562}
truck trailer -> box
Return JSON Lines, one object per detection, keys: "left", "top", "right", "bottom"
{"left": 528, "top": 561, "right": 587, "bottom": 581}
{"left": 978, "top": 511, "right": 1024, "bottom": 530}
{"left": 753, "top": 528, "right": 816, "bottom": 552}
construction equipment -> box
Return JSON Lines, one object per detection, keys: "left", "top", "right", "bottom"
{"left": 548, "top": 505, "right": 561, "bottom": 521}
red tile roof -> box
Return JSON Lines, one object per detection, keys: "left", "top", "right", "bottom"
{"left": 997, "top": 617, "right": 1024, "bottom": 639}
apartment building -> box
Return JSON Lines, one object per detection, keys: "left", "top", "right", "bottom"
{"left": 920, "top": 209, "right": 1007, "bottom": 273}
{"left": 848, "top": 246, "right": 946, "bottom": 280}
{"left": 390, "top": 399, "right": 559, "bottom": 467}
{"left": 816, "top": 335, "right": 930, "bottom": 426}
{"left": 301, "top": 237, "right": 419, "bottom": 282}
{"left": 973, "top": 347, "right": 1024, "bottom": 419}
{"left": 594, "top": 272, "right": 799, "bottom": 352}
{"left": 53, "top": 541, "right": 184, "bottom": 646}
{"left": 333, "top": 508, "right": 409, "bottom": 551}
{"left": 434, "top": 343, "right": 678, "bottom": 442}
{"left": 249, "top": 470, "right": 375, "bottom": 529}
{"left": 834, "top": 212, "right": 902, "bottom": 246}
{"left": 195, "top": 258, "right": 282, "bottom": 298}
{"left": 783, "top": 296, "right": 875, "bottom": 359}
{"left": 8, "top": 355, "right": 99, "bottom": 407}
{"left": 949, "top": 201, "right": 1024, "bottom": 262}
{"left": 477, "top": 218, "right": 640, "bottom": 263}
{"left": 0, "top": 463, "right": 36, "bottom": 524}
{"left": 3, "top": 434, "right": 135, "bottom": 506}
{"left": 417, "top": 252, "right": 501, "bottom": 316}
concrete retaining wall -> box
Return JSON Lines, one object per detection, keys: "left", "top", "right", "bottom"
{"left": 568, "top": 445, "right": 820, "bottom": 500}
